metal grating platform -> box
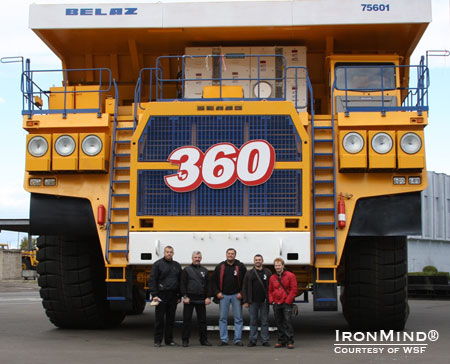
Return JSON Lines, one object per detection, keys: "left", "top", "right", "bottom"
{"left": 137, "top": 170, "right": 302, "bottom": 216}
{"left": 138, "top": 115, "right": 302, "bottom": 162}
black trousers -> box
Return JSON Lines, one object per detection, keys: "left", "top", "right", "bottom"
{"left": 154, "top": 291, "right": 178, "bottom": 344}
{"left": 182, "top": 302, "right": 207, "bottom": 343}
{"left": 273, "top": 303, "right": 294, "bottom": 344}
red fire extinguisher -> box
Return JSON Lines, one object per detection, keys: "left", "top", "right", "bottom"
{"left": 338, "top": 193, "right": 346, "bottom": 228}
{"left": 97, "top": 204, "right": 106, "bottom": 226}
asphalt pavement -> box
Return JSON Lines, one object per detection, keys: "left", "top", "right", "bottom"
{"left": 0, "top": 280, "right": 449, "bottom": 364}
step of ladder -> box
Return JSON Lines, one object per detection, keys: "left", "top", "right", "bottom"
{"left": 312, "top": 117, "right": 338, "bottom": 272}
{"left": 105, "top": 104, "right": 134, "bottom": 267}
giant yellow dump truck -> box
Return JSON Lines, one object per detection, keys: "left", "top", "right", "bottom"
{"left": 20, "top": 0, "right": 430, "bottom": 329}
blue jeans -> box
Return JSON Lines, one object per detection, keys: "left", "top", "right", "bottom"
{"left": 249, "top": 302, "right": 269, "bottom": 343}
{"left": 219, "top": 294, "right": 243, "bottom": 343}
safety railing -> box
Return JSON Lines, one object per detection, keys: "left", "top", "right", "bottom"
{"left": 133, "top": 67, "right": 162, "bottom": 127}
{"left": 21, "top": 60, "right": 112, "bottom": 118}
{"left": 332, "top": 62, "right": 429, "bottom": 115}
{"left": 133, "top": 54, "right": 313, "bottom": 112}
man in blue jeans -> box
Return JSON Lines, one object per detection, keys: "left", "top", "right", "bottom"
{"left": 242, "top": 254, "right": 272, "bottom": 347}
{"left": 212, "top": 248, "right": 247, "bottom": 346}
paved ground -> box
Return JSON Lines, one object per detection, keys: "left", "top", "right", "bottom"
{"left": 0, "top": 280, "right": 449, "bottom": 364}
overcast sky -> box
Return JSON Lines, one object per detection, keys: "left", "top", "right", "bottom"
{"left": 0, "top": 0, "right": 449, "bottom": 247}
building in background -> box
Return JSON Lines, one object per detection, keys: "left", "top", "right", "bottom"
{"left": 408, "top": 171, "right": 450, "bottom": 273}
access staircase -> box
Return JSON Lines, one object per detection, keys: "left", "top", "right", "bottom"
{"left": 311, "top": 115, "right": 338, "bottom": 310}
{"left": 105, "top": 105, "right": 134, "bottom": 284}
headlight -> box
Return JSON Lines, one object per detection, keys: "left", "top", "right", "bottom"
{"left": 371, "top": 132, "right": 393, "bottom": 154}
{"left": 82, "top": 135, "right": 103, "bottom": 156}
{"left": 28, "top": 136, "right": 48, "bottom": 157}
{"left": 400, "top": 133, "right": 422, "bottom": 154}
{"left": 55, "top": 135, "right": 76, "bottom": 156}
{"left": 342, "top": 132, "right": 364, "bottom": 154}
{"left": 253, "top": 81, "right": 272, "bottom": 98}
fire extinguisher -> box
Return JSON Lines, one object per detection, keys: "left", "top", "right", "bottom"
{"left": 97, "top": 204, "right": 106, "bottom": 226}
{"left": 338, "top": 193, "right": 346, "bottom": 228}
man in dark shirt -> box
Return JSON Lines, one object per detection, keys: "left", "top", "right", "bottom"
{"left": 180, "top": 250, "right": 212, "bottom": 347}
{"left": 243, "top": 254, "right": 272, "bottom": 347}
{"left": 212, "top": 248, "right": 247, "bottom": 346}
{"left": 149, "top": 245, "right": 182, "bottom": 347}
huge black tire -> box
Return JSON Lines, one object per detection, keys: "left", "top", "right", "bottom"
{"left": 36, "top": 236, "right": 126, "bottom": 329}
{"left": 342, "top": 236, "right": 409, "bottom": 331}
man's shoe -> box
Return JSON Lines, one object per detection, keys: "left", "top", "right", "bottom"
{"left": 201, "top": 341, "right": 212, "bottom": 346}
{"left": 166, "top": 341, "right": 179, "bottom": 347}
{"left": 234, "top": 341, "right": 244, "bottom": 346}
{"left": 218, "top": 341, "right": 228, "bottom": 346}
{"left": 182, "top": 340, "right": 189, "bottom": 347}
{"left": 247, "top": 341, "right": 256, "bottom": 347}
{"left": 274, "top": 343, "right": 285, "bottom": 348}
{"left": 154, "top": 342, "right": 161, "bottom": 347}
{"left": 287, "top": 343, "right": 295, "bottom": 349}
{"left": 262, "top": 342, "right": 270, "bottom": 347}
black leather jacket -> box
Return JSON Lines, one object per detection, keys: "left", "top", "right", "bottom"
{"left": 149, "top": 258, "right": 182, "bottom": 297}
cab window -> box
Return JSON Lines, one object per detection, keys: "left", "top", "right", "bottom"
{"left": 335, "top": 63, "right": 396, "bottom": 91}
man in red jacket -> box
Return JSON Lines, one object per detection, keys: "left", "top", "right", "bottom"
{"left": 268, "top": 257, "right": 298, "bottom": 349}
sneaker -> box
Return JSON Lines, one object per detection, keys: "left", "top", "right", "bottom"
{"left": 166, "top": 341, "right": 179, "bottom": 347}
{"left": 287, "top": 343, "right": 295, "bottom": 349}
{"left": 218, "top": 341, "right": 228, "bottom": 346}
{"left": 234, "top": 341, "right": 244, "bottom": 346}
{"left": 275, "top": 343, "right": 285, "bottom": 348}
{"left": 182, "top": 340, "right": 189, "bottom": 347}
{"left": 247, "top": 341, "right": 257, "bottom": 347}
{"left": 154, "top": 342, "right": 161, "bottom": 347}
{"left": 201, "top": 341, "right": 212, "bottom": 346}
{"left": 262, "top": 342, "right": 270, "bottom": 347}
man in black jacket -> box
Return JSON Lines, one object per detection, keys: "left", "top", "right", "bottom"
{"left": 149, "top": 245, "right": 182, "bottom": 347}
{"left": 212, "top": 248, "right": 247, "bottom": 346}
{"left": 180, "top": 250, "right": 212, "bottom": 347}
{"left": 242, "top": 254, "right": 272, "bottom": 347}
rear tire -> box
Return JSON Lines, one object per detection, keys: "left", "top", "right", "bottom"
{"left": 37, "top": 235, "right": 125, "bottom": 329}
{"left": 342, "top": 236, "right": 409, "bottom": 331}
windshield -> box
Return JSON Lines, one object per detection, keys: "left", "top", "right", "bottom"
{"left": 335, "top": 63, "right": 396, "bottom": 91}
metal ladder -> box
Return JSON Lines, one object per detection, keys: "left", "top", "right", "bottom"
{"left": 105, "top": 83, "right": 134, "bottom": 283}
{"left": 311, "top": 114, "right": 338, "bottom": 310}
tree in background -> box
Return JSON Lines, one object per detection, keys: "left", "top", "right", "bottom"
{"left": 20, "top": 236, "right": 37, "bottom": 250}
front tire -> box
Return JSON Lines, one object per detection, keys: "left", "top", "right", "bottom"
{"left": 37, "top": 235, "right": 125, "bottom": 329}
{"left": 342, "top": 236, "right": 409, "bottom": 331}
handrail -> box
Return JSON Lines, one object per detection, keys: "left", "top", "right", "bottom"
{"left": 332, "top": 63, "right": 429, "bottom": 115}
{"left": 105, "top": 79, "right": 120, "bottom": 264}
{"left": 21, "top": 66, "right": 112, "bottom": 118}
{"left": 133, "top": 67, "right": 161, "bottom": 127}
{"left": 134, "top": 54, "right": 313, "bottom": 112}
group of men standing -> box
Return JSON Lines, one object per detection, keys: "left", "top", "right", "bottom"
{"left": 149, "top": 246, "right": 298, "bottom": 349}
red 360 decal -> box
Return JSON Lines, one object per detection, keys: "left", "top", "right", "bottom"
{"left": 164, "top": 140, "right": 276, "bottom": 192}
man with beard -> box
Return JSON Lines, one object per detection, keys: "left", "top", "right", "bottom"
{"left": 242, "top": 254, "right": 272, "bottom": 347}
{"left": 212, "top": 248, "right": 247, "bottom": 346}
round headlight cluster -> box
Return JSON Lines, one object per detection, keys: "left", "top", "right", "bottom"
{"left": 371, "top": 132, "right": 393, "bottom": 154}
{"left": 253, "top": 81, "right": 272, "bottom": 98}
{"left": 342, "top": 132, "right": 364, "bottom": 154}
{"left": 82, "top": 135, "right": 103, "bottom": 156}
{"left": 400, "top": 133, "right": 422, "bottom": 154}
{"left": 55, "top": 135, "right": 76, "bottom": 156}
{"left": 28, "top": 136, "right": 48, "bottom": 157}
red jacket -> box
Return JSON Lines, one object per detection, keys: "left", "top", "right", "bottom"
{"left": 268, "top": 270, "right": 298, "bottom": 305}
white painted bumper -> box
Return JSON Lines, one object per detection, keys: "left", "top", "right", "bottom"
{"left": 129, "top": 231, "right": 311, "bottom": 267}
